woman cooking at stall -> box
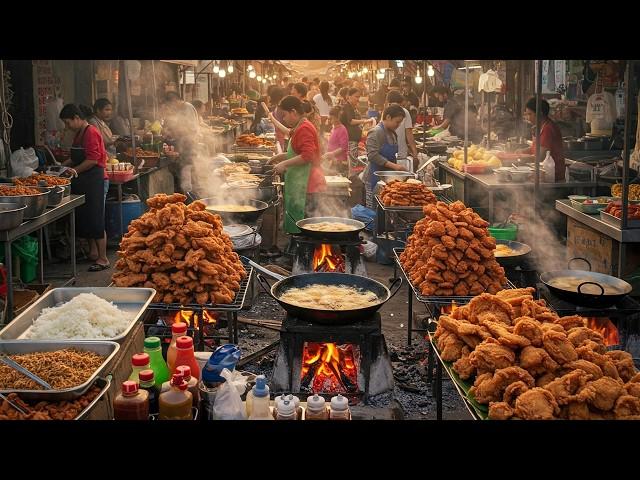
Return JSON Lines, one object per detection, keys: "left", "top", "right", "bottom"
{"left": 268, "top": 95, "right": 326, "bottom": 234}
{"left": 363, "top": 104, "right": 408, "bottom": 208}
{"left": 59, "top": 104, "right": 110, "bottom": 271}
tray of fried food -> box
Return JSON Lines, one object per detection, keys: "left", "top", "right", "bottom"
{"left": 399, "top": 200, "right": 507, "bottom": 298}
{"left": 123, "top": 147, "right": 160, "bottom": 159}
{"left": 13, "top": 174, "right": 71, "bottom": 187}
{"left": 379, "top": 179, "right": 437, "bottom": 209}
{"left": 111, "top": 193, "right": 248, "bottom": 306}
{"left": 431, "top": 287, "right": 640, "bottom": 420}
{"left": 215, "top": 163, "right": 252, "bottom": 176}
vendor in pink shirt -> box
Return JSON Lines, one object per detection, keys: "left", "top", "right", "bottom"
{"left": 323, "top": 106, "right": 349, "bottom": 176}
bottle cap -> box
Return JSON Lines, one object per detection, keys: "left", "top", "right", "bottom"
{"left": 307, "top": 394, "right": 326, "bottom": 410}
{"left": 170, "top": 373, "right": 184, "bottom": 386}
{"left": 139, "top": 369, "right": 155, "bottom": 383}
{"left": 285, "top": 394, "right": 300, "bottom": 408}
{"left": 144, "top": 336, "right": 161, "bottom": 349}
{"left": 278, "top": 399, "right": 295, "bottom": 416}
{"left": 121, "top": 380, "right": 139, "bottom": 395}
{"left": 176, "top": 365, "right": 192, "bottom": 380}
{"left": 131, "top": 353, "right": 150, "bottom": 367}
{"left": 330, "top": 394, "right": 349, "bottom": 411}
{"left": 172, "top": 322, "right": 188, "bottom": 335}
{"left": 252, "top": 375, "right": 269, "bottom": 398}
{"left": 176, "top": 336, "right": 193, "bottom": 349}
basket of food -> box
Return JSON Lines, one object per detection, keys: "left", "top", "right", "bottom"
{"left": 121, "top": 147, "right": 161, "bottom": 167}
{"left": 611, "top": 183, "right": 640, "bottom": 204}
{"left": 107, "top": 162, "right": 135, "bottom": 183}
{"left": 14, "top": 174, "right": 71, "bottom": 197}
{"left": 569, "top": 196, "right": 613, "bottom": 214}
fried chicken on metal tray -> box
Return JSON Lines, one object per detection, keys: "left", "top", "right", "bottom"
{"left": 543, "top": 369, "right": 594, "bottom": 405}
{"left": 613, "top": 395, "right": 640, "bottom": 419}
{"left": 513, "top": 316, "right": 543, "bottom": 347}
{"left": 519, "top": 346, "right": 560, "bottom": 377}
{"left": 542, "top": 330, "right": 577, "bottom": 364}
{"left": 583, "top": 376, "right": 625, "bottom": 411}
{"left": 468, "top": 293, "right": 514, "bottom": 326}
{"left": 514, "top": 387, "right": 560, "bottom": 420}
{"left": 468, "top": 339, "right": 516, "bottom": 373}
{"left": 488, "top": 401, "right": 514, "bottom": 420}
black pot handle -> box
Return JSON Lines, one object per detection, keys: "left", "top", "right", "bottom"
{"left": 568, "top": 257, "right": 592, "bottom": 271}
{"left": 577, "top": 281, "right": 604, "bottom": 297}
{"left": 256, "top": 274, "right": 277, "bottom": 300}
{"left": 387, "top": 277, "right": 403, "bottom": 299}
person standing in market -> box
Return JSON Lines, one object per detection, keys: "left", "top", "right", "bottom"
{"left": 291, "top": 82, "right": 308, "bottom": 100}
{"left": 364, "top": 104, "right": 408, "bottom": 208}
{"left": 312, "top": 81, "right": 335, "bottom": 134}
{"left": 429, "top": 86, "right": 482, "bottom": 142}
{"left": 267, "top": 95, "right": 326, "bottom": 234}
{"left": 386, "top": 91, "right": 419, "bottom": 165}
{"left": 323, "top": 105, "right": 349, "bottom": 176}
{"left": 88, "top": 98, "right": 117, "bottom": 158}
{"left": 59, "top": 104, "right": 110, "bottom": 271}
{"left": 340, "top": 88, "right": 376, "bottom": 175}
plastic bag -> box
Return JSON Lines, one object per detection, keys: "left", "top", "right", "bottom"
{"left": 362, "top": 240, "right": 378, "bottom": 260}
{"left": 212, "top": 368, "right": 247, "bottom": 420}
{"left": 10, "top": 147, "right": 39, "bottom": 177}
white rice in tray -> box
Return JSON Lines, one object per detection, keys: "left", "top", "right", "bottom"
{"left": 24, "top": 293, "right": 131, "bottom": 340}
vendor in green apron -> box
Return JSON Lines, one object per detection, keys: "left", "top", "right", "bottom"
{"left": 269, "top": 95, "right": 326, "bottom": 234}
{"left": 364, "top": 104, "right": 408, "bottom": 209}
{"left": 59, "top": 103, "right": 110, "bottom": 271}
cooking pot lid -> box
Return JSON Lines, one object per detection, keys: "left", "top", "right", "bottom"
{"left": 223, "top": 224, "right": 253, "bottom": 237}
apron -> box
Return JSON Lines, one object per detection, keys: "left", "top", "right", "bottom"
{"left": 70, "top": 126, "right": 106, "bottom": 239}
{"left": 283, "top": 137, "right": 312, "bottom": 234}
{"left": 368, "top": 123, "right": 398, "bottom": 189}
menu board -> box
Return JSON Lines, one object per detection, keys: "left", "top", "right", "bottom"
{"left": 32, "top": 60, "right": 61, "bottom": 144}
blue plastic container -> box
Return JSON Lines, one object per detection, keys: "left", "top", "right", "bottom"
{"left": 106, "top": 195, "right": 143, "bottom": 237}
{"left": 202, "top": 344, "right": 242, "bottom": 387}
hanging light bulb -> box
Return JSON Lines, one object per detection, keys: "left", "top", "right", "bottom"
{"left": 348, "top": 71, "right": 355, "bottom": 78}
{"left": 415, "top": 68, "right": 423, "bottom": 84}
{"left": 262, "top": 78, "right": 267, "bottom": 84}
{"left": 219, "top": 69, "right": 226, "bottom": 78}
{"left": 247, "top": 64, "right": 254, "bottom": 71}
{"left": 213, "top": 62, "right": 219, "bottom": 74}
{"left": 376, "top": 72, "right": 385, "bottom": 80}
{"left": 427, "top": 65, "right": 434, "bottom": 77}
{"left": 363, "top": 67, "right": 369, "bottom": 74}
{"left": 396, "top": 60, "right": 404, "bottom": 68}
{"left": 257, "top": 75, "right": 262, "bottom": 82}
{"left": 379, "top": 68, "right": 385, "bottom": 74}
{"left": 227, "top": 63, "right": 234, "bottom": 73}
{"left": 249, "top": 70, "right": 256, "bottom": 79}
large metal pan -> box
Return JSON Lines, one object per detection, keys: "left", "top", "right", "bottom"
{"left": 540, "top": 258, "right": 632, "bottom": 308}
{"left": 0, "top": 186, "right": 49, "bottom": 219}
{"left": 494, "top": 239, "right": 531, "bottom": 267}
{"left": 245, "top": 257, "right": 402, "bottom": 324}
{"left": 296, "top": 216, "right": 367, "bottom": 241}
{"left": 197, "top": 197, "right": 269, "bottom": 225}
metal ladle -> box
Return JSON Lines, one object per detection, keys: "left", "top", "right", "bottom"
{"left": 0, "top": 354, "right": 53, "bottom": 390}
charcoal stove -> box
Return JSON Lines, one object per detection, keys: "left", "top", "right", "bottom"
{"left": 270, "top": 312, "right": 393, "bottom": 402}
{"left": 290, "top": 234, "right": 367, "bottom": 276}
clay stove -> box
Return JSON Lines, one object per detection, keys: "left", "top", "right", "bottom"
{"left": 270, "top": 313, "right": 394, "bottom": 401}
{"left": 291, "top": 235, "right": 367, "bottom": 276}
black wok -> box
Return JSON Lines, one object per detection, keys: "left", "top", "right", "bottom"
{"left": 540, "top": 258, "right": 632, "bottom": 308}
{"left": 494, "top": 239, "right": 531, "bottom": 267}
{"left": 195, "top": 196, "right": 269, "bottom": 225}
{"left": 295, "top": 216, "right": 367, "bottom": 241}
{"left": 244, "top": 257, "right": 402, "bottom": 324}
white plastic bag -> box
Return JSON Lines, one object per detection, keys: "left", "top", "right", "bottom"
{"left": 212, "top": 368, "right": 247, "bottom": 420}
{"left": 10, "top": 147, "right": 39, "bottom": 177}
{"left": 362, "top": 240, "right": 378, "bottom": 260}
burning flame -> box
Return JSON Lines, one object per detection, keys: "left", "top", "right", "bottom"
{"left": 313, "top": 244, "right": 345, "bottom": 272}
{"left": 586, "top": 317, "right": 620, "bottom": 346}
{"left": 300, "top": 343, "right": 359, "bottom": 394}
{"left": 172, "top": 310, "right": 217, "bottom": 330}
{"left": 441, "top": 301, "right": 458, "bottom": 315}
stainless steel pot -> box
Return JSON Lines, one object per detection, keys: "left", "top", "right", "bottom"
{"left": 0, "top": 187, "right": 49, "bottom": 219}
{"left": 46, "top": 185, "right": 64, "bottom": 206}
{"left": 0, "top": 203, "right": 27, "bottom": 230}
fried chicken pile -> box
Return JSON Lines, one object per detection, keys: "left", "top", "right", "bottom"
{"left": 433, "top": 287, "right": 640, "bottom": 420}
{"left": 112, "top": 193, "right": 247, "bottom": 305}
{"left": 379, "top": 180, "right": 436, "bottom": 207}
{"left": 399, "top": 201, "right": 507, "bottom": 296}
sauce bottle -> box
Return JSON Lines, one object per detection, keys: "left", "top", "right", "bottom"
{"left": 167, "top": 322, "right": 187, "bottom": 374}
{"left": 174, "top": 336, "right": 201, "bottom": 380}
{"left": 129, "top": 353, "right": 151, "bottom": 383}
{"left": 159, "top": 374, "right": 193, "bottom": 420}
{"left": 329, "top": 394, "right": 350, "bottom": 420}
{"left": 114, "top": 380, "right": 149, "bottom": 420}
{"left": 175, "top": 365, "right": 200, "bottom": 407}
{"left": 275, "top": 399, "right": 296, "bottom": 420}
{"left": 247, "top": 376, "right": 273, "bottom": 420}
{"left": 143, "top": 336, "right": 170, "bottom": 389}
{"left": 138, "top": 369, "right": 159, "bottom": 414}
{"left": 305, "top": 394, "right": 328, "bottom": 420}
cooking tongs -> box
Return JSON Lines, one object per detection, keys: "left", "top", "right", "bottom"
{"left": 0, "top": 392, "right": 29, "bottom": 415}
{"left": 0, "top": 353, "right": 54, "bottom": 390}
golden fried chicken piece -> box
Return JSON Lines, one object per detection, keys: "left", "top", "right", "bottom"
{"left": 625, "top": 381, "right": 640, "bottom": 399}
{"left": 453, "top": 346, "right": 475, "bottom": 380}
{"left": 542, "top": 330, "right": 578, "bottom": 364}
{"left": 613, "top": 395, "right": 640, "bottom": 419}
{"left": 536, "top": 372, "right": 558, "bottom": 388}
{"left": 192, "top": 236, "right": 226, "bottom": 254}
{"left": 479, "top": 318, "right": 531, "bottom": 349}
{"left": 564, "top": 401, "right": 590, "bottom": 420}
{"left": 468, "top": 339, "right": 516, "bottom": 372}
{"left": 540, "top": 323, "right": 566, "bottom": 334}
{"left": 186, "top": 209, "right": 220, "bottom": 225}
{"left": 554, "top": 315, "right": 586, "bottom": 331}
{"left": 437, "top": 330, "right": 465, "bottom": 362}
{"left": 177, "top": 248, "right": 206, "bottom": 270}
{"left": 560, "top": 359, "right": 603, "bottom": 380}
{"left": 170, "top": 271, "right": 191, "bottom": 285}
{"left": 576, "top": 345, "right": 621, "bottom": 380}
{"left": 195, "top": 291, "right": 210, "bottom": 305}
{"left": 112, "top": 272, "right": 147, "bottom": 287}
{"left": 543, "top": 369, "right": 594, "bottom": 405}
{"left": 182, "top": 220, "right": 213, "bottom": 238}
{"left": 488, "top": 401, "right": 514, "bottom": 420}
{"left": 519, "top": 346, "right": 560, "bottom": 376}
{"left": 513, "top": 316, "right": 543, "bottom": 347}
{"left": 145, "top": 229, "right": 176, "bottom": 249}
{"left": 146, "top": 193, "right": 187, "bottom": 209}
{"left": 605, "top": 350, "right": 637, "bottom": 382}
{"left": 583, "top": 376, "right": 625, "bottom": 411}
{"left": 470, "top": 366, "right": 535, "bottom": 404}
{"left": 468, "top": 293, "right": 514, "bottom": 326}
{"left": 495, "top": 287, "right": 535, "bottom": 307}
{"left": 521, "top": 299, "right": 559, "bottom": 323}
{"left": 514, "top": 387, "right": 560, "bottom": 420}
{"left": 151, "top": 272, "right": 171, "bottom": 291}
{"left": 567, "top": 327, "right": 606, "bottom": 350}
{"left": 503, "top": 381, "right": 530, "bottom": 406}
{"left": 187, "top": 200, "right": 206, "bottom": 211}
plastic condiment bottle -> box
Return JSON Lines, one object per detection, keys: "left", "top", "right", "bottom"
{"left": 275, "top": 399, "right": 296, "bottom": 420}
{"left": 329, "top": 394, "right": 350, "bottom": 420}
{"left": 167, "top": 322, "right": 188, "bottom": 374}
{"left": 143, "top": 336, "right": 170, "bottom": 389}
{"left": 247, "top": 375, "right": 273, "bottom": 420}
{"left": 305, "top": 394, "right": 328, "bottom": 420}
{"left": 246, "top": 374, "right": 266, "bottom": 418}
{"left": 139, "top": 369, "right": 159, "bottom": 414}
{"left": 174, "top": 336, "right": 200, "bottom": 380}
{"left": 175, "top": 365, "right": 200, "bottom": 407}
{"left": 129, "top": 353, "right": 151, "bottom": 383}
{"left": 159, "top": 374, "right": 193, "bottom": 420}
{"left": 542, "top": 151, "right": 556, "bottom": 183}
{"left": 114, "top": 380, "right": 149, "bottom": 420}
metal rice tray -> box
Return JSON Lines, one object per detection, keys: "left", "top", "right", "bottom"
{"left": 0, "top": 340, "right": 120, "bottom": 401}
{"left": 0, "top": 287, "right": 156, "bottom": 343}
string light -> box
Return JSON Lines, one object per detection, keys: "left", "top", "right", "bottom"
{"left": 415, "top": 68, "right": 423, "bottom": 84}
{"left": 427, "top": 65, "right": 434, "bottom": 77}
{"left": 213, "top": 62, "right": 219, "bottom": 74}
{"left": 219, "top": 69, "right": 226, "bottom": 78}
{"left": 257, "top": 75, "right": 262, "bottom": 82}
{"left": 247, "top": 64, "right": 254, "bottom": 71}
{"left": 396, "top": 60, "right": 404, "bottom": 68}
{"left": 262, "top": 78, "right": 267, "bottom": 84}
{"left": 249, "top": 70, "right": 256, "bottom": 79}
{"left": 363, "top": 67, "right": 368, "bottom": 73}
{"left": 379, "top": 68, "right": 385, "bottom": 74}
{"left": 227, "top": 63, "right": 234, "bottom": 73}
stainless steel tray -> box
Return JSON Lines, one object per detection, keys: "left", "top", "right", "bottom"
{"left": 599, "top": 210, "right": 640, "bottom": 229}
{"left": 0, "top": 287, "right": 156, "bottom": 343}
{"left": 0, "top": 340, "right": 120, "bottom": 401}
{"left": 75, "top": 376, "right": 111, "bottom": 420}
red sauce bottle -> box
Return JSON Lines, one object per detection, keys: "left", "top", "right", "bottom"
{"left": 114, "top": 381, "right": 149, "bottom": 420}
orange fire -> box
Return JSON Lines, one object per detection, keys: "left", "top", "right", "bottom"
{"left": 172, "top": 310, "right": 217, "bottom": 330}
{"left": 586, "top": 317, "right": 620, "bottom": 346}
{"left": 300, "top": 342, "right": 359, "bottom": 393}
{"left": 441, "top": 301, "right": 458, "bottom": 315}
{"left": 313, "top": 244, "right": 345, "bottom": 272}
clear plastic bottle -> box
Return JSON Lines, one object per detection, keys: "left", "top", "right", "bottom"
{"left": 128, "top": 353, "right": 151, "bottom": 383}
{"left": 143, "top": 336, "right": 170, "bottom": 389}
{"left": 305, "top": 394, "right": 328, "bottom": 420}
{"left": 246, "top": 374, "right": 265, "bottom": 418}
{"left": 542, "top": 151, "right": 556, "bottom": 183}
{"left": 159, "top": 374, "right": 193, "bottom": 420}
{"left": 275, "top": 399, "right": 296, "bottom": 420}
{"left": 329, "top": 394, "right": 350, "bottom": 420}
{"left": 247, "top": 376, "right": 273, "bottom": 420}
{"left": 174, "top": 336, "right": 201, "bottom": 380}
{"left": 114, "top": 380, "right": 149, "bottom": 420}
{"left": 138, "top": 369, "right": 159, "bottom": 414}
{"left": 167, "top": 322, "right": 187, "bottom": 374}
{"left": 175, "top": 365, "right": 200, "bottom": 407}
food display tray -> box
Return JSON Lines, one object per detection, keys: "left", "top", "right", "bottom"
{"left": 375, "top": 194, "right": 451, "bottom": 213}
{"left": 75, "top": 376, "right": 111, "bottom": 420}
{"left": 0, "top": 287, "right": 156, "bottom": 343}
{"left": 599, "top": 210, "right": 640, "bottom": 229}
{"left": 0, "top": 340, "right": 120, "bottom": 401}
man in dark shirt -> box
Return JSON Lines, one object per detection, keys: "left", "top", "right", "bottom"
{"left": 431, "top": 86, "right": 481, "bottom": 142}
{"left": 401, "top": 78, "right": 420, "bottom": 109}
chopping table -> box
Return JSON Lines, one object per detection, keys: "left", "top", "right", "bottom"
{"left": 0, "top": 194, "right": 85, "bottom": 323}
